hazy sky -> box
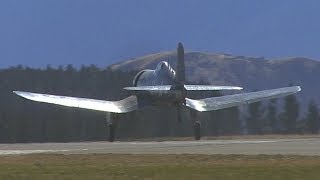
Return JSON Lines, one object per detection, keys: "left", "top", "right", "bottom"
{"left": 1, "top": 0, "right": 320, "bottom": 68}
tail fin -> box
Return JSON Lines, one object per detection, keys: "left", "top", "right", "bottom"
{"left": 171, "top": 42, "right": 186, "bottom": 90}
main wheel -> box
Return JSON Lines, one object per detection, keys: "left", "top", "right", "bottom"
{"left": 193, "top": 121, "right": 201, "bottom": 140}
{"left": 108, "top": 124, "right": 115, "bottom": 142}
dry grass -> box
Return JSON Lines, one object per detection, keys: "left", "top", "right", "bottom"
{"left": 0, "top": 154, "right": 320, "bottom": 180}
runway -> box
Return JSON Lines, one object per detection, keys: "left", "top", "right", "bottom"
{"left": 1, "top": 138, "right": 320, "bottom": 155}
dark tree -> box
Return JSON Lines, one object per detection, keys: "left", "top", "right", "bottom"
{"left": 221, "top": 106, "right": 240, "bottom": 135}
{"left": 266, "top": 99, "right": 278, "bottom": 133}
{"left": 282, "top": 95, "right": 299, "bottom": 134}
{"left": 246, "top": 101, "right": 264, "bottom": 134}
{"left": 306, "top": 100, "right": 320, "bottom": 134}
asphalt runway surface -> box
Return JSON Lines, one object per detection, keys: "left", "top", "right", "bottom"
{"left": 1, "top": 138, "right": 320, "bottom": 156}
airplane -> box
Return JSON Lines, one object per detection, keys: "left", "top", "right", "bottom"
{"left": 13, "top": 43, "right": 301, "bottom": 142}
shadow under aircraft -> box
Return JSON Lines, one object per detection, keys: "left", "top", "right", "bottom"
{"left": 14, "top": 43, "right": 301, "bottom": 142}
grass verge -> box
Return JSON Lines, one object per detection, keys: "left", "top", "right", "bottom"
{"left": 0, "top": 154, "right": 320, "bottom": 180}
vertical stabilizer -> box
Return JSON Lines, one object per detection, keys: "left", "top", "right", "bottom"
{"left": 177, "top": 42, "right": 185, "bottom": 84}
{"left": 171, "top": 42, "right": 186, "bottom": 90}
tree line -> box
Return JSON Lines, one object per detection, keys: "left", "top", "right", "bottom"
{"left": 246, "top": 96, "right": 319, "bottom": 134}
{"left": 0, "top": 65, "right": 319, "bottom": 143}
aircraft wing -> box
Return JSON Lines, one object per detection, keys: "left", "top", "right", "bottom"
{"left": 185, "top": 86, "right": 301, "bottom": 112}
{"left": 13, "top": 91, "right": 138, "bottom": 113}
{"left": 124, "top": 85, "right": 242, "bottom": 91}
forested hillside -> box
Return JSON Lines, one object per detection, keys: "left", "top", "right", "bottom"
{"left": 0, "top": 65, "right": 318, "bottom": 143}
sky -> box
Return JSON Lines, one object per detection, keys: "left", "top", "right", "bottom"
{"left": 1, "top": 0, "right": 320, "bottom": 68}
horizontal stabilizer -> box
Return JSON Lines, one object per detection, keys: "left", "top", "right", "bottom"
{"left": 124, "top": 85, "right": 242, "bottom": 91}
{"left": 184, "top": 85, "right": 242, "bottom": 91}
{"left": 124, "top": 86, "right": 171, "bottom": 91}
{"left": 13, "top": 91, "right": 138, "bottom": 113}
{"left": 185, "top": 86, "right": 301, "bottom": 112}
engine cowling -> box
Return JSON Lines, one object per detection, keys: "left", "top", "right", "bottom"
{"left": 132, "top": 69, "right": 154, "bottom": 86}
{"left": 132, "top": 61, "right": 175, "bottom": 87}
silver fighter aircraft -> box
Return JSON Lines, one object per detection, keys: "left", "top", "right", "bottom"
{"left": 14, "top": 43, "right": 301, "bottom": 141}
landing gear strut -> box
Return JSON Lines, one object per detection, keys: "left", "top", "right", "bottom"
{"left": 106, "top": 113, "right": 118, "bottom": 142}
{"left": 190, "top": 110, "right": 201, "bottom": 140}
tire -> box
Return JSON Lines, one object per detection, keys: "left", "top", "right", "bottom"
{"left": 193, "top": 121, "right": 201, "bottom": 140}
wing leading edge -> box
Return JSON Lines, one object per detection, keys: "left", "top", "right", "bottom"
{"left": 185, "top": 86, "right": 301, "bottom": 112}
{"left": 13, "top": 91, "right": 138, "bottom": 113}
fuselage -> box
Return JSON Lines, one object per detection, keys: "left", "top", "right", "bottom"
{"left": 131, "top": 61, "right": 185, "bottom": 107}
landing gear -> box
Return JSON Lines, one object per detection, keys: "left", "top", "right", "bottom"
{"left": 190, "top": 110, "right": 201, "bottom": 140}
{"left": 106, "top": 113, "right": 118, "bottom": 142}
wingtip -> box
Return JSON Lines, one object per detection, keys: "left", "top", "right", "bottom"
{"left": 289, "top": 86, "right": 301, "bottom": 93}
{"left": 231, "top": 86, "right": 243, "bottom": 90}
{"left": 13, "top": 91, "right": 27, "bottom": 97}
{"left": 296, "top": 86, "right": 302, "bottom": 92}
